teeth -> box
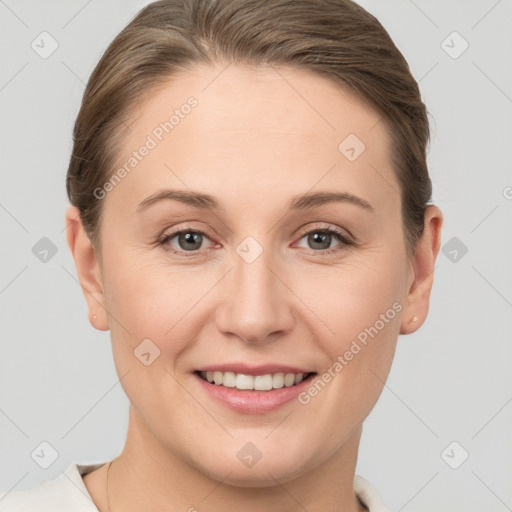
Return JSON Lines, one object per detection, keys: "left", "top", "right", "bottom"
{"left": 236, "top": 373, "right": 254, "bottom": 390}
{"left": 222, "top": 371, "right": 236, "bottom": 387}
{"left": 284, "top": 373, "right": 295, "bottom": 387}
{"left": 272, "top": 372, "right": 284, "bottom": 389}
{"left": 254, "top": 374, "right": 273, "bottom": 391}
{"left": 199, "top": 371, "right": 310, "bottom": 391}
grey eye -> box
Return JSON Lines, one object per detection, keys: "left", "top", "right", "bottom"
{"left": 176, "top": 231, "right": 204, "bottom": 251}
{"left": 306, "top": 231, "right": 333, "bottom": 250}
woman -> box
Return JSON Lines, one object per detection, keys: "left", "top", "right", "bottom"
{"left": 0, "top": 0, "right": 442, "bottom": 510}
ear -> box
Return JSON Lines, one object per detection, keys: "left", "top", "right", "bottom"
{"left": 65, "top": 206, "right": 109, "bottom": 331}
{"left": 400, "top": 205, "right": 443, "bottom": 335}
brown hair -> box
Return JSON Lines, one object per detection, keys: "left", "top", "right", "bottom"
{"left": 66, "top": 0, "right": 432, "bottom": 256}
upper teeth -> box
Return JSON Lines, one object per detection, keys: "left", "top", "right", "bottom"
{"left": 200, "top": 371, "right": 308, "bottom": 391}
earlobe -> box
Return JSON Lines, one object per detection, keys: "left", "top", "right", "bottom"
{"left": 400, "top": 205, "right": 443, "bottom": 336}
{"left": 65, "top": 206, "right": 110, "bottom": 331}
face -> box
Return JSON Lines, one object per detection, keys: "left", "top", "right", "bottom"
{"left": 72, "top": 63, "right": 433, "bottom": 486}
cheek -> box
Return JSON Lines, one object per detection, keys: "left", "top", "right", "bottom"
{"left": 101, "top": 257, "right": 204, "bottom": 415}
{"left": 101, "top": 250, "right": 230, "bottom": 386}
{"left": 100, "top": 249, "right": 194, "bottom": 351}
{"left": 292, "top": 251, "right": 407, "bottom": 351}
{"left": 292, "top": 252, "right": 406, "bottom": 419}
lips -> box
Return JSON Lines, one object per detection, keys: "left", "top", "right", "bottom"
{"left": 192, "top": 363, "right": 318, "bottom": 413}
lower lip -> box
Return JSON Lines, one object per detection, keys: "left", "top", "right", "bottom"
{"left": 193, "top": 372, "right": 316, "bottom": 414}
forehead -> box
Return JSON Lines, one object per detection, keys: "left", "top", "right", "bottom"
{"left": 107, "top": 63, "right": 399, "bottom": 215}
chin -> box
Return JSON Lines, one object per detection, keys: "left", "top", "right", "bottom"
{"left": 192, "top": 445, "right": 315, "bottom": 488}
{"left": 209, "top": 464, "right": 307, "bottom": 488}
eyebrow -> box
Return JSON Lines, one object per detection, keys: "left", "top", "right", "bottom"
{"left": 136, "top": 189, "right": 374, "bottom": 213}
{"left": 289, "top": 191, "right": 373, "bottom": 211}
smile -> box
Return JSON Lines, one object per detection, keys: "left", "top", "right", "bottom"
{"left": 197, "top": 370, "right": 315, "bottom": 391}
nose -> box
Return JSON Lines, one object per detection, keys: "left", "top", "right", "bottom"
{"left": 215, "top": 243, "right": 295, "bottom": 345}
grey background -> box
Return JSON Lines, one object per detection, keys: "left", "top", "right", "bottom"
{"left": 1, "top": 1, "right": 511, "bottom": 511}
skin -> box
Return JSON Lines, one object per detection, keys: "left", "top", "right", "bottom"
{"left": 66, "top": 63, "right": 443, "bottom": 512}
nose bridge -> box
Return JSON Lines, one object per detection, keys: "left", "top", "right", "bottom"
{"left": 216, "top": 234, "right": 293, "bottom": 343}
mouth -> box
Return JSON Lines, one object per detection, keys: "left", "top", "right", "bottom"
{"left": 192, "top": 363, "right": 319, "bottom": 413}
{"left": 195, "top": 370, "right": 317, "bottom": 391}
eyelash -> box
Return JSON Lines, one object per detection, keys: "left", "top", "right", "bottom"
{"left": 296, "top": 225, "right": 355, "bottom": 255}
{"left": 157, "top": 223, "right": 355, "bottom": 257}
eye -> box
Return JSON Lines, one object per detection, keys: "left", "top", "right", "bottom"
{"left": 157, "top": 223, "right": 355, "bottom": 257}
{"left": 158, "top": 226, "right": 216, "bottom": 255}
{"left": 295, "top": 224, "right": 355, "bottom": 254}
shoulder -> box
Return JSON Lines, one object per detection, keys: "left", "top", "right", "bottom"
{"left": 354, "top": 474, "right": 391, "bottom": 512}
{"left": 0, "top": 462, "right": 107, "bottom": 512}
{"left": 1, "top": 466, "right": 388, "bottom": 512}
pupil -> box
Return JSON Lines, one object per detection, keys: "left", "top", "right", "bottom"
{"left": 180, "top": 232, "right": 202, "bottom": 250}
{"left": 310, "top": 232, "right": 330, "bottom": 250}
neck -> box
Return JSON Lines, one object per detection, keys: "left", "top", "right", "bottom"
{"left": 107, "top": 406, "right": 366, "bottom": 512}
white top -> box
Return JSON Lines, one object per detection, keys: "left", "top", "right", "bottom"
{"left": 0, "top": 462, "right": 390, "bottom": 511}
